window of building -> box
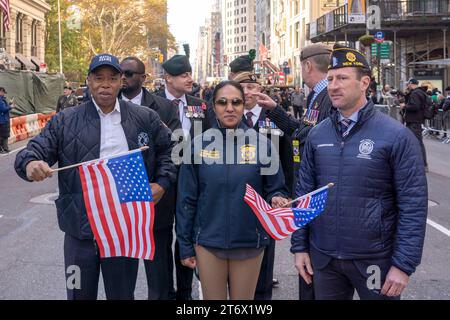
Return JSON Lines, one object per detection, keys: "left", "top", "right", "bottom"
{"left": 16, "top": 14, "right": 23, "bottom": 54}
{"left": 295, "top": 22, "right": 300, "bottom": 49}
{"left": 31, "top": 20, "right": 38, "bottom": 57}
{"left": 0, "top": 14, "right": 6, "bottom": 48}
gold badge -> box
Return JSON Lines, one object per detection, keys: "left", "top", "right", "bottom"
{"left": 200, "top": 149, "right": 220, "bottom": 159}
{"left": 346, "top": 52, "right": 356, "bottom": 62}
{"left": 240, "top": 144, "right": 257, "bottom": 164}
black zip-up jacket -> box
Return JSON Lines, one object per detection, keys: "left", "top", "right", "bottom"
{"left": 15, "top": 100, "right": 177, "bottom": 240}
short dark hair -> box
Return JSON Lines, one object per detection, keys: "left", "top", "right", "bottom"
{"left": 212, "top": 80, "right": 245, "bottom": 104}
{"left": 121, "top": 56, "right": 146, "bottom": 74}
{"left": 355, "top": 67, "right": 372, "bottom": 80}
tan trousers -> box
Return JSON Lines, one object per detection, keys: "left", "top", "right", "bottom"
{"left": 195, "top": 245, "right": 264, "bottom": 300}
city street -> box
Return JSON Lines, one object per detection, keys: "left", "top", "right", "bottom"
{"left": 1, "top": 137, "right": 449, "bottom": 300}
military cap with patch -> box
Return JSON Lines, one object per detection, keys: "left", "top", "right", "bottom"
{"left": 162, "top": 55, "right": 192, "bottom": 76}
{"left": 229, "top": 50, "right": 256, "bottom": 73}
{"left": 233, "top": 71, "right": 261, "bottom": 84}
{"left": 328, "top": 44, "right": 370, "bottom": 70}
{"left": 300, "top": 43, "right": 332, "bottom": 61}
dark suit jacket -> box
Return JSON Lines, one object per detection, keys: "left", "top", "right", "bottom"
{"left": 157, "top": 90, "right": 213, "bottom": 137}
{"left": 243, "top": 109, "right": 295, "bottom": 197}
{"left": 266, "top": 88, "right": 333, "bottom": 196}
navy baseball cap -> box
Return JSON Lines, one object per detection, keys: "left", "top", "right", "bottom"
{"left": 88, "top": 53, "right": 122, "bottom": 74}
{"left": 407, "top": 78, "right": 419, "bottom": 85}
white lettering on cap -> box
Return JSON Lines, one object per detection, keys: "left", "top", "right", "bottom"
{"left": 99, "top": 55, "right": 112, "bottom": 62}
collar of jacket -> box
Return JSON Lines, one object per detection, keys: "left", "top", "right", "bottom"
{"left": 330, "top": 99, "right": 375, "bottom": 128}
{"left": 211, "top": 118, "right": 249, "bottom": 136}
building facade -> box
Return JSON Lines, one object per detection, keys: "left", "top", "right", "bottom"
{"left": 306, "top": 0, "right": 450, "bottom": 91}
{"left": 269, "top": 0, "right": 342, "bottom": 85}
{"left": 222, "top": 0, "right": 256, "bottom": 78}
{"left": 0, "top": 0, "right": 50, "bottom": 71}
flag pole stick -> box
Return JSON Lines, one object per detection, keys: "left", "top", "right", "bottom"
{"left": 50, "top": 146, "right": 149, "bottom": 173}
{"left": 283, "top": 183, "right": 335, "bottom": 208}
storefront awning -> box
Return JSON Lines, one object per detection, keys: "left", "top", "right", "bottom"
{"left": 1, "top": 52, "right": 21, "bottom": 68}
{"left": 16, "top": 54, "right": 37, "bottom": 70}
{"left": 30, "top": 56, "right": 41, "bottom": 69}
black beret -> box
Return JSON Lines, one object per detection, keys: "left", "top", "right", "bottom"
{"left": 162, "top": 55, "right": 192, "bottom": 76}
{"left": 329, "top": 44, "right": 370, "bottom": 70}
{"left": 229, "top": 55, "right": 254, "bottom": 73}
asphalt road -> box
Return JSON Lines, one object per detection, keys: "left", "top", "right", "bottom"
{"left": 0, "top": 137, "right": 449, "bottom": 300}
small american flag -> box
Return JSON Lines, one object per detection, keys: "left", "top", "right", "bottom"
{"left": 0, "top": 0, "right": 10, "bottom": 31}
{"left": 244, "top": 184, "right": 329, "bottom": 241}
{"left": 79, "top": 151, "right": 155, "bottom": 260}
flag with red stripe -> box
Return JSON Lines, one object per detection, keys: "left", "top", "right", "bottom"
{"left": 244, "top": 184, "right": 329, "bottom": 241}
{"left": 0, "top": 0, "right": 10, "bottom": 31}
{"left": 244, "top": 184, "right": 298, "bottom": 240}
{"left": 79, "top": 151, "right": 155, "bottom": 260}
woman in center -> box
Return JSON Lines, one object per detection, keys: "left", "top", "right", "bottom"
{"left": 176, "top": 80, "right": 288, "bottom": 300}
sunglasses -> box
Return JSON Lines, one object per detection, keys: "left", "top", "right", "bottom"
{"left": 214, "top": 98, "right": 244, "bottom": 107}
{"left": 123, "top": 70, "right": 144, "bottom": 78}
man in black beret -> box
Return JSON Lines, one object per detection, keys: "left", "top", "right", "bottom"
{"left": 158, "top": 54, "right": 212, "bottom": 300}
{"left": 228, "top": 49, "right": 256, "bottom": 80}
{"left": 291, "top": 44, "right": 427, "bottom": 300}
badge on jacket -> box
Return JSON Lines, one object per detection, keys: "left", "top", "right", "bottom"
{"left": 293, "top": 139, "right": 300, "bottom": 163}
{"left": 258, "top": 118, "right": 283, "bottom": 136}
{"left": 185, "top": 106, "right": 205, "bottom": 119}
{"left": 138, "top": 132, "right": 149, "bottom": 147}
{"left": 240, "top": 144, "right": 257, "bottom": 164}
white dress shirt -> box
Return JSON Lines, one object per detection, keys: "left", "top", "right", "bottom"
{"left": 92, "top": 98, "right": 129, "bottom": 158}
{"left": 121, "top": 89, "right": 143, "bottom": 106}
{"left": 165, "top": 88, "right": 191, "bottom": 135}
{"left": 244, "top": 104, "right": 263, "bottom": 127}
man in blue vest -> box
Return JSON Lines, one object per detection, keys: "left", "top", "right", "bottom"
{"left": 291, "top": 44, "right": 428, "bottom": 300}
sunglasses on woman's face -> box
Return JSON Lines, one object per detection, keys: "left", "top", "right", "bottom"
{"left": 214, "top": 98, "right": 244, "bottom": 107}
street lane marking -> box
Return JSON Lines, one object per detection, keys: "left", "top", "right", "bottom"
{"left": 427, "top": 219, "right": 450, "bottom": 237}
{"left": 0, "top": 146, "right": 26, "bottom": 158}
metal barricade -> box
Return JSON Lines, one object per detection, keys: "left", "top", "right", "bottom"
{"left": 384, "top": 105, "right": 450, "bottom": 144}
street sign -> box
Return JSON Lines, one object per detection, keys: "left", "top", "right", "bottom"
{"left": 371, "top": 43, "right": 391, "bottom": 59}
{"left": 374, "top": 31, "right": 385, "bottom": 43}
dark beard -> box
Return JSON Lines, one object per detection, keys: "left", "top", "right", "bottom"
{"left": 121, "top": 85, "right": 139, "bottom": 95}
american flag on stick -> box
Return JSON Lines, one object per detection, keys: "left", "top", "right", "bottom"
{"left": 244, "top": 184, "right": 331, "bottom": 241}
{"left": 0, "top": 0, "right": 10, "bottom": 31}
{"left": 79, "top": 150, "right": 155, "bottom": 260}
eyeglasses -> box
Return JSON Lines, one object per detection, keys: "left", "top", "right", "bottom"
{"left": 214, "top": 98, "right": 244, "bottom": 107}
{"left": 123, "top": 70, "right": 144, "bottom": 78}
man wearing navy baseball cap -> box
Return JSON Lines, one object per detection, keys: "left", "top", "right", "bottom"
{"left": 14, "top": 53, "right": 177, "bottom": 300}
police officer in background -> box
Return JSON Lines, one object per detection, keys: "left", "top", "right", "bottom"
{"left": 119, "top": 56, "right": 182, "bottom": 300}
{"left": 234, "top": 71, "right": 294, "bottom": 300}
{"left": 56, "top": 86, "right": 78, "bottom": 113}
{"left": 15, "top": 54, "right": 177, "bottom": 300}
{"left": 261, "top": 43, "right": 333, "bottom": 300}
{"left": 292, "top": 44, "right": 428, "bottom": 300}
